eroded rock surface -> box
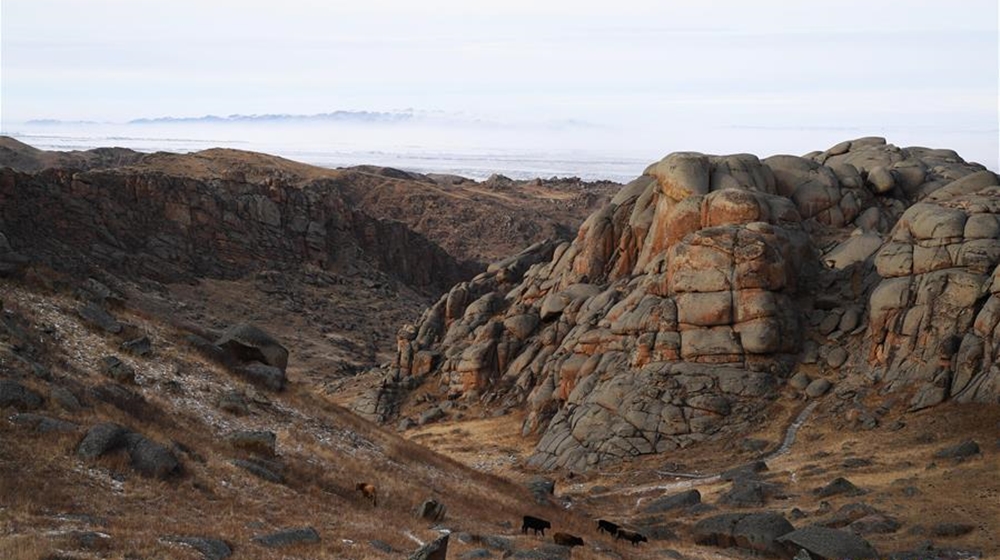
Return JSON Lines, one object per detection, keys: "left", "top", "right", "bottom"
{"left": 374, "top": 138, "right": 997, "bottom": 470}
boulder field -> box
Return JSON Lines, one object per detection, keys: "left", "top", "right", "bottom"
{"left": 364, "top": 137, "right": 1000, "bottom": 471}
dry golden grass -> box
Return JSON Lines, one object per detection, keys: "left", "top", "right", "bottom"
{"left": 6, "top": 274, "right": 998, "bottom": 559}
{"left": 1, "top": 280, "right": 672, "bottom": 560}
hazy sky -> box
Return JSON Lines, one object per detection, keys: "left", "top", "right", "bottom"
{"left": 1, "top": 0, "right": 998, "bottom": 168}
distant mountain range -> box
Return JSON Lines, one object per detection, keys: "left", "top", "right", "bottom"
{"left": 126, "top": 110, "right": 418, "bottom": 125}
{"left": 23, "top": 110, "right": 600, "bottom": 130}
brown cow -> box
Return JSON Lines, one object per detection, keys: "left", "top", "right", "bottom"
{"left": 355, "top": 482, "right": 377, "bottom": 507}
{"left": 615, "top": 528, "right": 647, "bottom": 545}
{"left": 553, "top": 532, "right": 584, "bottom": 547}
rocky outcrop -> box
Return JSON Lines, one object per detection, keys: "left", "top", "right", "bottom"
{"left": 77, "top": 422, "right": 181, "bottom": 479}
{"left": 377, "top": 138, "right": 997, "bottom": 470}
{"left": 0, "top": 136, "right": 145, "bottom": 173}
{"left": 869, "top": 182, "right": 1000, "bottom": 407}
{"left": 0, "top": 166, "right": 472, "bottom": 291}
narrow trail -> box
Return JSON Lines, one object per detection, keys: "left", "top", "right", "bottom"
{"left": 582, "top": 400, "right": 821, "bottom": 504}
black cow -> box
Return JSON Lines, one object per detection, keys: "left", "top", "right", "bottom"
{"left": 521, "top": 515, "right": 551, "bottom": 536}
{"left": 615, "top": 528, "right": 648, "bottom": 545}
{"left": 597, "top": 519, "right": 620, "bottom": 536}
{"left": 553, "top": 532, "right": 584, "bottom": 547}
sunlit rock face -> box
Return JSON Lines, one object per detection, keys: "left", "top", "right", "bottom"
{"left": 385, "top": 137, "right": 997, "bottom": 471}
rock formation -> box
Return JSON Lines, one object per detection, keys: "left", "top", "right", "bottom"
{"left": 380, "top": 137, "right": 998, "bottom": 471}
{"left": 0, "top": 166, "right": 469, "bottom": 291}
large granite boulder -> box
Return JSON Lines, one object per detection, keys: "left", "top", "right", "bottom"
{"left": 693, "top": 512, "right": 794, "bottom": 556}
{"left": 215, "top": 324, "right": 289, "bottom": 372}
{"left": 776, "top": 525, "right": 878, "bottom": 560}
{"left": 367, "top": 138, "right": 997, "bottom": 470}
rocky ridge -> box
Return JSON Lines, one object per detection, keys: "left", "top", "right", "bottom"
{"left": 0, "top": 138, "right": 617, "bottom": 374}
{"left": 375, "top": 137, "right": 999, "bottom": 471}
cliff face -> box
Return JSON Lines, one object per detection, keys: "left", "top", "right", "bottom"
{"left": 383, "top": 137, "right": 1000, "bottom": 471}
{"left": 0, "top": 140, "right": 624, "bottom": 378}
{"left": 0, "top": 167, "right": 472, "bottom": 291}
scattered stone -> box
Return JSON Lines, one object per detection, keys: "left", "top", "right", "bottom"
{"left": 740, "top": 438, "right": 769, "bottom": 453}
{"left": 842, "top": 457, "right": 873, "bottom": 469}
{"left": 88, "top": 383, "right": 156, "bottom": 420}
{"left": 186, "top": 334, "right": 232, "bottom": 365}
{"left": 789, "top": 372, "right": 812, "bottom": 391}
{"left": 77, "top": 423, "right": 180, "bottom": 479}
{"left": 416, "top": 498, "right": 447, "bottom": 522}
{"left": 720, "top": 479, "right": 783, "bottom": 507}
{"left": 721, "top": 461, "right": 768, "bottom": 481}
{"left": 235, "top": 362, "right": 286, "bottom": 391}
{"left": 806, "top": 379, "right": 832, "bottom": 398}
{"left": 123, "top": 432, "right": 182, "bottom": 478}
{"left": 777, "top": 526, "right": 878, "bottom": 560}
{"left": 733, "top": 512, "right": 796, "bottom": 556}
{"left": 162, "top": 536, "right": 233, "bottom": 560}
{"left": 252, "top": 527, "right": 320, "bottom": 547}
{"left": 78, "top": 302, "right": 122, "bottom": 334}
{"left": 818, "top": 313, "right": 841, "bottom": 336}
{"left": 822, "top": 502, "right": 878, "bottom": 528}
{"left": 217, "top": 391, "right": 249, "bottom": 415}
{"left": 511, "top": 543, "right": 571, "bottom": 559}
{"left": 850, "top": 514, "right": 901, "bottom": 535}
{"left": 826, "top": 348, "right": 848, "bottom": 368}
{"left": 68, "top": 530, "right": 111, "bottom": 551}
{"left": 0, "top": 379, "right": 43, "bottom": 410}
{"left": 480, "top": 535, "right": 514, "bottom": 553}
{"left": 640, "top": 522, "right": 678, "bottom": 541}
{"left": 369, "top": 540, "right": 396, "bottom": 554}
{"left": 227, "top": 430, "right": 276, "bottom": 457}
{"left": 459, "top": 549, "right": 491, "bottom": 559}
{"left": 121, "top": 336, "right": 152, "bottom": 357}
{"left": 101, "top": 356, "right": 136, "bottom": 384}
{"left": 814, "top": 477, "right": 864, "bottom": 498}
{"left": 215, "top": 324, "right": 289, "bottom": 372}
{"left": 232, "top": 458, "right": 285, "bottom": 484}
{"left": 933, "top": 440, "right": 980, "bottom": 460}
{"left": 77, "top": 423, "right": 130, "bottom": 459}
{"left": 8, "top": 413, "right": 78, "bottom": 433}
{"left": 931, "top": 523, "right": 975, "bottom": 537}
{"left": 693, "top": 512, "right": 794, "bottom": 557}
{"left": 642, "top": 489, "right": 701, "bottom": 513}
{"left": 838, "top": 307, "right": 861, "bottom": 332}
{"left": 527, "top": 476, "right": 555, "bottom": 503}
{"left": 408, "top": 533, "right": 448, "bottom": 560}
{"left": 418, "top": 405, "right": 446, "bottom": 426}
{"left": 51, "top": 386, "right": 83, "bottom": 412}
{"left": 397, "top": 417, "right": 416, "bottom": 431}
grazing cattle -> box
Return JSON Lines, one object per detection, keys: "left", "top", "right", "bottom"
{"left": 521, "top": 515, "right": 551, "bottom": 536}
{"left": 355, "top": 482, "right": 377, "bottom": 507}
{"left": 615, "top": 528, "right": 648, "bottom": 545}
{"left": 553, "top": 532, "right": 584, "bottom": 547}
{"left": 597, "top": 519, "right": 621, "bottom": 536}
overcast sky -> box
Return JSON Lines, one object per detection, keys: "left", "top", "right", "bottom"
{"left": 1, "top": 0, "right": 998, "bottom": 167}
